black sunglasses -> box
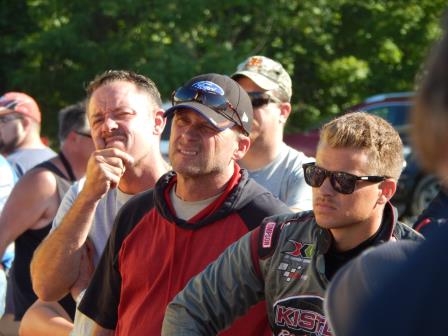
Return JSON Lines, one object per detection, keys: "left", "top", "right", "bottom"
{"left": 248, "top": 92, "right": 281, "bottom": 108}
{"left": 302, "top": 162, "right": 387, "bottom": 195}
{"left": 75, "top": 130, "right": 92, "bottom": 138}
{"left": 171, "top": 86, "right": 249, "bottom": 136}
{"left": 0, "top": 114, "right": 22, "bottom": 124}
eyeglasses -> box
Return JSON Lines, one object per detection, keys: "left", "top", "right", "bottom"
{"left": 302, "top": 162, "right": 387, "bottom": 195}
{"left": 171, "top": 86, "right": 249, "bottom": 136}
{"left": 74, "top": 130, "right": 92, "bottom": 138}
{"left": 248, "top": 92, "right": 281, "bottom": 108}
{"left": 0, "top": 114, "right": 22, "bottom": 124}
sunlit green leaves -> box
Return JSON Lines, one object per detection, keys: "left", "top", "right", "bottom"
{"left": 0, "top": 0, "right": 445, "bottom": 141}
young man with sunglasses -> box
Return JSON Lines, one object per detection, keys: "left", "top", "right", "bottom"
{"left": 77, "top": 73, "right": 290, "bottom": 336}
{"left": 324, "top": 19, "right": 448, "bottom": 336}
{"left": 232, "top": 56, "right": 312, "bottom": 211}
{"left": 162, "top": 111, "right": 422, "bottom": 336}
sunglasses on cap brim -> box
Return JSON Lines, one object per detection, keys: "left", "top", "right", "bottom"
{"left": 171, "top": 86, "right": 249, "bottom": 136}
{"left": 302, "top": 162, "right": 387, "bottom": 195}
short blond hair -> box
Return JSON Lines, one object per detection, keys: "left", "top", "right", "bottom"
{"left": 318, "top": 111, "right": 403, "bottom": 180}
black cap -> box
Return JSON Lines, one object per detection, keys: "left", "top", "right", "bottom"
{"left": 164, "top": 73, "right": 253, "bottom": 134}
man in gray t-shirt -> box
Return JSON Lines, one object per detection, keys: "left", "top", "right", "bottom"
{"left": 22, "top": 70, "right": 169, "bottom": 336}
{"left": 232, "top": 56, "right": 312, "bottom": 211}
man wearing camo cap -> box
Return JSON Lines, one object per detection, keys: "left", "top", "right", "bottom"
{"left": 232, "top": 55, "right": 312, "bottom": 211}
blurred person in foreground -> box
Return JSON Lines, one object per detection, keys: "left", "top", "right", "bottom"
{"left": 324, "top": 13, "right": 448, "bottom": 336}
{"left": 78, "top": 73, "right": 290, "bottom": 335}
{"left": 412, "top": 186, "right": 448, "bottom": 236}
{"left": 22, "top": 70, "right": 169, "bottom": 336}
{"left": 0, "top": 92, "right": 56, "bottom": 178}
{"left": 162, "top": 112, "right": 422, "bottom": 336}
{"left": 232, "top": 55, "right": 312, "bottom": 211}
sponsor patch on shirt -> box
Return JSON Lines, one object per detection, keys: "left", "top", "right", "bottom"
{"left": 277, "top": 240, "right": 316, "bottom": 283}
{"left": 285, "top": 240, "right": 315, "bottom": 259}
{"left": 262, "top": 222, "right": 276, "bottom": 248}
{"left": 273, "top": 295, "right": 332, "bottom": 336}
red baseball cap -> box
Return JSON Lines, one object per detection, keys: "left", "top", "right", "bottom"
{"left": 0, "top": 92, "right": 41, "bottom": 123}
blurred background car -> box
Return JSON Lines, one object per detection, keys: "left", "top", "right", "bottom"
{"left": 284, "top": 92, "right": 440, "bottom": 221}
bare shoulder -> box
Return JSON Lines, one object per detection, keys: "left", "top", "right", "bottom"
{"left": 16, "top": 166, "right": 58, "bottom": 196}
{"left": 3, "top": 167, "right": 59, "bottom": 222}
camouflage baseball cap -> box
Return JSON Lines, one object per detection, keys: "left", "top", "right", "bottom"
{"left": 232, "top": 55, "right": 292, "bottom": 102}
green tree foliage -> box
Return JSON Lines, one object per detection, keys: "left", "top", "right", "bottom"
{"left": 0, "top": 0, "right": 446, "bottom": 142}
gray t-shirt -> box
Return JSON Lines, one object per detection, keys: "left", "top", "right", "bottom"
{"left": 52, "top": 179, "right": 133, "bottom": 335}
{"left": 7, "top": 147, "right": 56, "bottom": 179}
{"left": 52, "top": 178, "right": 133, "bottom": 265}
{"left": 242, "top": 143, "right": 313, "bottom": 211}
{"left": 170, "top": 186, "right": 221, "bottom": 221}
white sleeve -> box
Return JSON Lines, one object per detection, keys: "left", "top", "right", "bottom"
{"left": 51, "top": 178, "right": 85, "bottom": 231}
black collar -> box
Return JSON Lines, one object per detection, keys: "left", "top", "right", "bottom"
{"left": 58, "top": 151, "right": 76, "bottom": 182}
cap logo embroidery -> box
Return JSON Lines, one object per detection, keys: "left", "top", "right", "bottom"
{"left": 191, "top": 81, "right": 225, "bottom": 96}
{"left": 247, "top": 56, "right": 263, "bottom": 68}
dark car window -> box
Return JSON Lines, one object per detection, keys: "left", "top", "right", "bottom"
{"left": 365, "top": 104, "right": 411, "bottom": 143}
{"left": 365, "top": 104, "right": 410, "bottom": 128}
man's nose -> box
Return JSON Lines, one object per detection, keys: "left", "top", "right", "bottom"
{"left": 181, "top": 124, "right": 201, "bottom": 139}
{"left": 102, "top": 117, "right": 119, "bottom": 132}
{"left": 318, "top": 176, "right": 336, "bottom": 195}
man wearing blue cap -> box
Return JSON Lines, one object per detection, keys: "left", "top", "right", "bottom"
{"left": 78, "top": 73, "right": 290, "bottom": 336}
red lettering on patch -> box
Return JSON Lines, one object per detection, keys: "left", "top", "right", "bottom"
{"left": 262, "top": 222, "right": 276, "bottom": 248}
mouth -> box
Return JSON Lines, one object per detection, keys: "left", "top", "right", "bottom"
{"left": 179, "top": 148, "right": 198, "bottom": 156}
{"left": 175, "top": 141, "right": 199, "bottom": 156}
{"left": 103, "top": 135, "right": 127, "bottom": 148}
{"left": 314, "top": 201, "right": 337, "bottom": 211}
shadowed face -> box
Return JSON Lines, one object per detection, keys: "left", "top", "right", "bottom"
{"left": 0, "top": 112, "right": 25, "bottom": 154}
{"left": 169, "top": 108, "right": 240, "bottom": 178}
{"left": 235, "top": 76, "right": 282, "bottom": 144}
{"left": 312, "top": 144, "right": 385, "bottom": 231}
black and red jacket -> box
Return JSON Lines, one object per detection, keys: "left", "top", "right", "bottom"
{"left": 79, "top": 167, "right": 290, "bottom": 335}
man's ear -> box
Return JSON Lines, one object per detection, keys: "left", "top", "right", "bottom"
{"left": 377, "top": 179, "right": 397, "bottom": 204}
{"left": 153, "top": 109, "right": 166, "bottom": 136}
{"left": 279, "top": 102, "right": 291, "bottom": 124}
{"left": 19, "top": 115, "right": 30, "bottom": 129}
{"left": 66, "top": 131, "right": 78, "bottom": 143}
{"left": 232, "top": 135, "right": 251, "bottom": 161}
